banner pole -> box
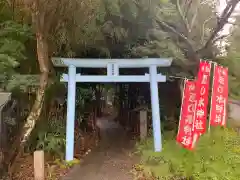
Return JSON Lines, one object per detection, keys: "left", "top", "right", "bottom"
{"left": 208, "top": 62, "right": 216, "bottom": 133}
{"left": 221, "top": 67, "right": 228, "bottom": 127}
{"left": 176, "top": 78, "right": 187, "bottom": 143}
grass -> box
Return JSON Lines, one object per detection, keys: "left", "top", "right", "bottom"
{"left": 134, "top": 127, "right": 240, "bottom": 180}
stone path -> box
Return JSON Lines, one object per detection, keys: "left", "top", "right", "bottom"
{"left": 63, "top": 116, "right": 138, "bottom": 180}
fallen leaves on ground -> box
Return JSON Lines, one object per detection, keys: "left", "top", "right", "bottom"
{"left": 131, "top": 164, "right": 158, "bottom": 180}
{"left": 7, "top": 132, "right": 97, "bottom": 180}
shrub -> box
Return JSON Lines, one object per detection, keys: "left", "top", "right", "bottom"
{"left": 135, "top": 127, "right": 240, "bottom": 180}
{"left": 28, "top": 118, "right": 66, "bottom": 159}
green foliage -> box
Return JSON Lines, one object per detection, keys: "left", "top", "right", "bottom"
{"left": 0, "top": 21, "right": 32, "bottom": 72}
{"left": 219, "top": 16, "right": 240, "bottom": 99}
{"left": 5, "top": 74, "right": 40, "bottom": 92}
{"left": 157, "top": 0, "right": 178, "bottom": 23}
{"left": 218, "top": 54, "right": 240, "bottom": 99}
{"left": 30, "top": 118, "right": 66, "bottom": 159}
{"left": 26, "top": 84, "right": 66, "bottom": 158}
{"left": 27, "top": 82, "right": 95, "bottom": 158}
{"left": 103, "top": 0, "right": 121, "bottom": 16}
{"left": 0, "top": 0, "right": 32, "bottom": 89}
{"left": 54, "top": 158, "right": 80, "bottom": 169}
{"left": 136, "top": 127, "right": 240, "bottom": 179}
{"left": 76, "top": 85, "right": 93, "bottom": 106}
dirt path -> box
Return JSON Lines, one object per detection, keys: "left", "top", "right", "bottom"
{"left": 63, "top": 116, "right": 138, "bottom": 180}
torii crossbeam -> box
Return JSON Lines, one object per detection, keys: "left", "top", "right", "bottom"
{"left": 52, "top": 58, "right": 172, "bottom": 161}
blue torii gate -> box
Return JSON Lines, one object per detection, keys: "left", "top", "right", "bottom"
{"left": 51, "top": 58, "right": 172, "bottom": 161}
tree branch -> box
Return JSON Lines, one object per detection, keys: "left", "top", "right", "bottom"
{"left": 200, "top": 15, "right": 215, "bottom": 44}
{"left": 155, "top": 18, "right": 198, "bottom": 63}
{"left": 189, "top": 0, "right": 201, "bottom": 32}
{"left": 155, "top": 20, "right": 192, "bottom": 49}
{"left": 176, "top": 0, "right": 190, "bottom": 34}
{"left": 212, "top": 34, "right": 230, "bottom": 44}
{"left": 197, "top": 0, "right": 240, "bottom": 52}
{"left": 137, "top": 0, "right": 239, "bottom": 65}
{"left": 183, "top": 0, "right": 193, "bottom": 18}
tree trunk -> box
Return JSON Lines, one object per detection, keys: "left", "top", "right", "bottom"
{"left": 21, "top": 0, "right": 49, "bottom": 145}
{"left": 8, "top": 1, "right": 49, "bottom": 176}
{"left": 20, "top": 72, "right": 48, "bottom": 145}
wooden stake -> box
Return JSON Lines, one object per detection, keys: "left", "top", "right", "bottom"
{"left": 34, "top": 150, "right": 45, "bottom": 180}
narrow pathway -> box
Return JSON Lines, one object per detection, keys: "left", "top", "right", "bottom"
{"left": 63, "top": 116, "right": 138, "bottom": 180}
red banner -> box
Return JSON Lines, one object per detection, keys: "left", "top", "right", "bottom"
{"left": 176, "top": 79, "right": 196, "bottom": 150}
{"left": 193, "top": 61, "right": 211, "bottom": 135}
{"left": 210, "top": 64, "right": 228, "bottom": 126}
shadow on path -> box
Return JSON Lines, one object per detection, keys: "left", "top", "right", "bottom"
{"left": 63, "top": 115, "right": 138, "bottom": 180}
